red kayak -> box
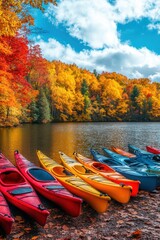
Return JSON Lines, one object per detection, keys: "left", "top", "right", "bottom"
{"left": 0, "top": 152, "right": 49, "bottom": 226}
{"left": 0, "top": 192, "right": 14, "bottom": 234}
{"left": 146, "top": 146, "right": 160, "bottom": 154}
{"left": 14, "top": 150, "right": 82, "bottom": 217}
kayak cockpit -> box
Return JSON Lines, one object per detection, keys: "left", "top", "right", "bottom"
{"left": 52, "top": 166, "right": 73, "bottom": 177}
{"left": 0, "top": 170, "right": 25, "bottom": 185}
{"left": 28, "top": 168, "right": 56, "bottom": 181}
{"left": 74, "top": 165, "right": 93, "bottom": 174}
{"left": 92, "top": 162, "right": 112, "bottom": 172}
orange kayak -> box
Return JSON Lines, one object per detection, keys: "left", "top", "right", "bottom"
{"left": 59, "top": 152, "right": 132, "bottom": 204}
{"left": 74, "top": 152, "right": 140, "bottom": 197}
{"left": 111, "top": 146, "right": 136, "bottom": 158}
{"left": 37, "top": 150, "right": 111, "bottom": 214}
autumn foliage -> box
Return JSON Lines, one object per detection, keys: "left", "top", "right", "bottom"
{"left": 0, "top": 0, "right": 160, "bottom": 126}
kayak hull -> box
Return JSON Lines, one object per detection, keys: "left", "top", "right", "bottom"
{"left": 146, "top": 146, "right": 160, "bottom": 155}
{"left": 0, "top": 192, "right": 14, "bottom": 235}
{"left": 90, "top": 149, "right": 159, "bottom": 192}
{"left": 14, "top": 151, "right": 82, "bottom": 217}
{"left": 59, "top": 152, "right": 132, "bottom": 204}
{"left": 111, "top": 146, "right": 136, "bottom": 158}
{"left": 0, "top": 153, "right": 49, "bottom": 226}
{"left": 37, "top": 150, "right": 111, "bottom": 213}
{"left": 128, "top": 144, "right": 160, "bottom": 165}
{"left": 74, "top": 152, "right": 140, "bottom": 197}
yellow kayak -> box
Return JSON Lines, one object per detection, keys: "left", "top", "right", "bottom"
{"left": 37, "top": 150, "right": 110, "bottom": 213}
{"left": 59, "top": 152, "right": 132, "bottom": 204}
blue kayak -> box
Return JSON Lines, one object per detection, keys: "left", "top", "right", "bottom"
{"left": 90, "top": 149, "right": 159, "bottom": 192}
{"left": 128, "top": 144, "right": 160, "bottom": 165}
{"left": 103, "top": 147, "right": 160, "bottom": 174}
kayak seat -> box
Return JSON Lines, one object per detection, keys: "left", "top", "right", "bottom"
{"left": 53, "top": 166, "right": 73, "bottom": 176}
{"left": 63, "top": 169, "right": 73, "bottom": 176}
{"left": 74, "top": 165, "right": 92, "bottom": 174}
{"left": 95, "top": 166, "right": 105, "bottom": 170}
{"left": 74, "top": 165, "right": 85, "bottom": 174}
{"left": 93, "top": 163, "right": 114, "bottom": 171}
{"left": 1, "top": 171, "right": 25, "bottom": 185}
{"left": 44, "top": 185, "right": 65, "bottom": 190}
{"left": 28, "top": 168, "right": 55, "bottom": 181}
{"left": 10, "top": 187, "right": 33, "bottom": 195}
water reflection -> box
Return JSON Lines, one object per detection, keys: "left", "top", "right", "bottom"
{"left": 0, "top": 122, "right": 160, "bottom": 165}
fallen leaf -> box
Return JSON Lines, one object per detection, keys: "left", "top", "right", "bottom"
{"left": 47, "top": 234, "right": 54, "bottom": 238}
{"left": 31, "top": 237, "right": 39, "bottom": 240}
{"left": 24, "top": 227, "right": 32, "bottom": 231}
{"left": 13, "top": 232, "right": 24, "bottom": 238}
{"left": 62, "top": 225, "right": 69, "bottom": 230}
{"left": 15, "top": 216, "right": 23, "bottom": 221}
{"left": 44, "top": 223, "right": 49, "bottom": 229}
{"left": 117, "top": 220, "right": 124, "bottom": 224}
{"left": 131, "top": 229, "right": 142, "bottom": 238}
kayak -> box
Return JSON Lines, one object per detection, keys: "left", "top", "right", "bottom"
{"left": 73, "top": 152, "right": 140, "bottom": 197}
{"left": 128, "top": 144, "right": 154, "bottom": 156}
{"left": 37, "top": 150, "right": 111, "bottom": 213}
{"left": 59, "top": 152, "right": 132, "bottom": 204}
{"left": 14, "top": 150, "right": 82, "bottom": 217}
{"left": 111, "top": 146, "right": 136, "bottom": 158}
{"left": 90, "top": 149, "right": 159, "bottom": 192}
{"left": 128, "top": 144, "right": 160, "bottom": 163}
{"left": 0, "top": 192, "right": 14, "bottom": 234}
{"left": 112, "top": 146, "right": 160, "bottom": 168}
{"left": 146, "top": 146, "right": 160, "bottom": 155}
{"left": 0, "top": 152, "right": 49, "bottom": 226}
{"left": 103, "top": 147, "right": 160, "bottom": 174}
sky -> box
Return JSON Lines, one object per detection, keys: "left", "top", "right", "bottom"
{"left": 29, "top": 0, "right": 160, "bottom": 82}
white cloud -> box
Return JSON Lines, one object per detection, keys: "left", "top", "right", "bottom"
{"left": 46, "top": 0, "right": 160, "bottom": 49}
{"left": 46, "top": 0, "right": 119, "bottom": 48}
{"left": 149, "top": 72, "right": 160, "bottom": 82}
{"left": 114, "top": 0, "right": 160, "bottom": 22}
{"left": 34, "top": 0, "right": 160, "bottom": 82}
{"left": 35, "top": 36, "right": 160, "bottom": 81}
{"left": 148, "top": 23, "right": 160, "bottom": 34}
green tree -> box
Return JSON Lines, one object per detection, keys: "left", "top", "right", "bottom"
{"left": 81, "top": 79, "right": 89, "bottom": 95}
{"left": 29, "top": 101, "right": 39, "bottom": 122}
{"left": 129, "top": 85, "right": 140, "bottom": 120}
{"left": 37, "top": 89, "right": 51, "bottom": 123}
{"left": 130, "top": 85, "right": 140, "bottom": 105}
{"left": 81, "top": 79, "right": 91, "bottom": 116}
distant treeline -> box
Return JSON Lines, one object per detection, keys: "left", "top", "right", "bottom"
{"left": 0, "top": 1, "right": 160, "bottom": 127}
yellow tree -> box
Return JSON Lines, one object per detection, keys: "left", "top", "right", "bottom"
{"left": 0, "top": 72, "right": 20, "bottom": 126}
{"left": 99, "top": 75, "right": 127, "bottom": 120}
{"left": 48, "top": 61, "right": 76, "bottom": 121}
{"left": 150, "top": 95, "right": 160, "bottom": 120}
{"left": 0, "top": 0, "right": 57, "bottom": 37}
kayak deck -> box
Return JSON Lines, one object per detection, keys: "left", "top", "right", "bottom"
{"left": 15, "top": 151, "right": 83, "bottom": 217}
{"left": 0, "top": 153, "right": 49, "bottom": 226}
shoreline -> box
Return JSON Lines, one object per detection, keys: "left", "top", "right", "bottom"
{"left": 1, "top": 189, "right": 160, "bottom": 240}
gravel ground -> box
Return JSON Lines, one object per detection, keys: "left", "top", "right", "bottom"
{"left": 0, "top": 188, "right": 160, "bottom": 240}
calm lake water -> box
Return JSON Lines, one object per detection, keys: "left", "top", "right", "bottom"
{"left": 0, "top": 122, "right": 160, "bottom": 165}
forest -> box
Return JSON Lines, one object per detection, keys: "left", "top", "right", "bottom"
{"left": 0, "top": 0, "right": 160, "bottom": 127}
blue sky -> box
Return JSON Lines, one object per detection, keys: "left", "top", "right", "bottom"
{"left": 29, "top": 0, "right": 160, "bottom": 82}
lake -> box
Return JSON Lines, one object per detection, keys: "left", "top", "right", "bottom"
{"left": 0, "top": 122, "right": 160, "bottom": 165}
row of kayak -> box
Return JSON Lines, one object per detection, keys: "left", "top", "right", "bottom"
{"left": 134, "top": 145, "right": 160, "bottom": 155}
{"left": 0, "top": 145, "right": 159, "bottom": 234}
{"left": 90, "top": 145, "right": 160, "bottom": 191}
